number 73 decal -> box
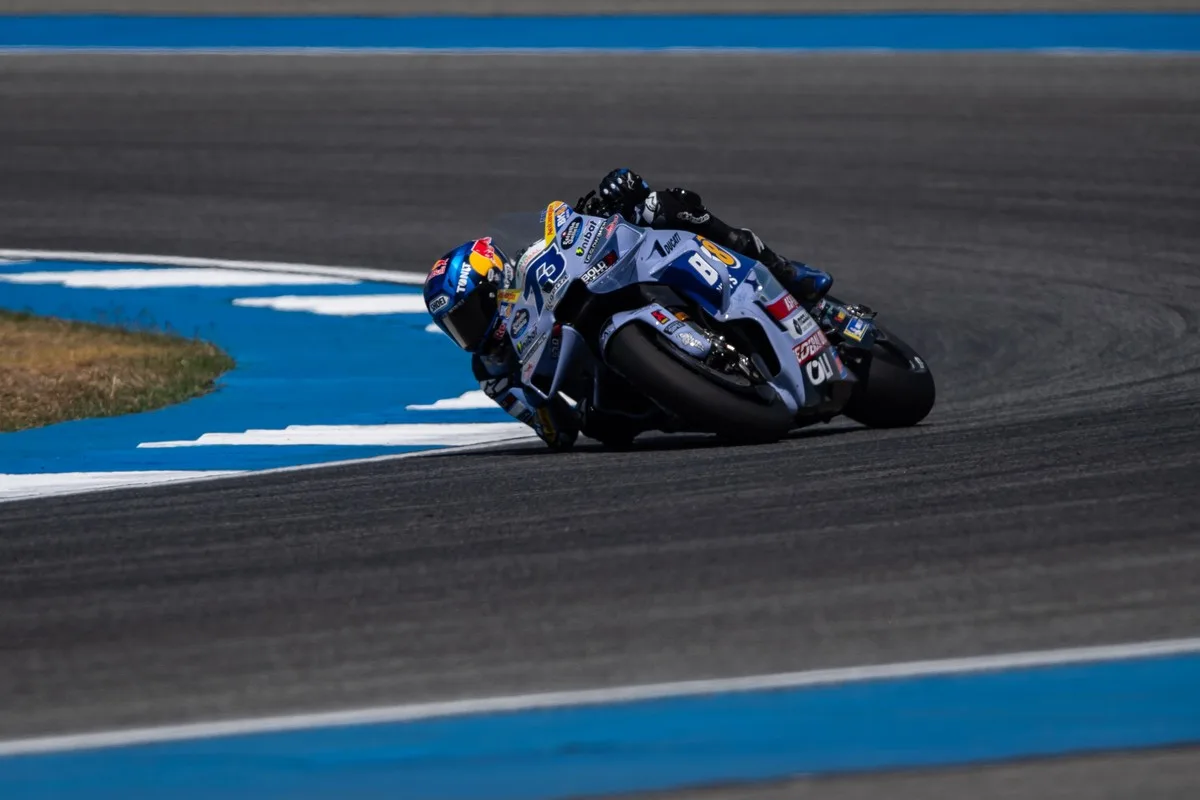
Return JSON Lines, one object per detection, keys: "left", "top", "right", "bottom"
{"left": 523, "top": 246, "right": 566, "bottom": 313}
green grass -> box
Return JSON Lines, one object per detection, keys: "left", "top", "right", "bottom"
{"left": 0, "top": 309, "right": 234, "bottom": 433}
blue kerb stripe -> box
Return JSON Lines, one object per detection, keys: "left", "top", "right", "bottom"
{"left": 0, "top": 14, "right": 1198, "bottom": 51}
{"left": 3, "top": 651, "right": 1200, "bottom": 799}
{"left": 0, "top": 260, "right": 492, "bottom": 475}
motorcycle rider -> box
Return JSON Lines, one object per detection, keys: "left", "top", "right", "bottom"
{"left": 423, "top": 168, "right": 834, "bottom": 450}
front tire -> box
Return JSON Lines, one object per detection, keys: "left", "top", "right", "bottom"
{"left": 841, "top": 327, "right": 935, "bottom": 428}
{"left": 605, "top": 324, "right": 794, "bottom": 444}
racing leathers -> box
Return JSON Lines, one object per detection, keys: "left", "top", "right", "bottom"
{"left": 584, "top": 169, "right": 833, "bottom": 304}
{"left": 471, "top": 169, "right": 833, "bottom": 450}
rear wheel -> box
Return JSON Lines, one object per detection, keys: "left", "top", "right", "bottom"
{"left": 841, "top": 326, "right": 935, "bottom": 428}
{"left": 605, "top": 324, "right": 794, "bottom": 443}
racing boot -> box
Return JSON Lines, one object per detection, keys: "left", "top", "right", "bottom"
{"left": 778, "top": 260, "right": 833, "bottom": 305}
{"left": 756, "top": 245, "right": 833, "bottom": 306}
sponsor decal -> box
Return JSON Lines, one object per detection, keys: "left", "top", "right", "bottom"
{"left": 581, "top": 249, "right": 620, "bottom": 285}
{"left": 790, "top": 312, "right": 818, "bottom": 339}
{"left": 542, "top": 200, "right": 573, "bottom": 243}
{"left": 428, "top": 258, "right": 449, "bottom": 281}
{"left": 844, "top": 316, "right": 869, "bottom": 342}
{"left": 472, "top": 237, "right": 496, "bottom": 260}
{"left": 910, "top": 355, "right": 928, "bottom": 372}
{"left": 499, "top": 394, "right": 518, "bottom": 411}
{"left": 428, "top": 294, "right": 451, "bottom": 315}
{"left": 766, "top": 292, "right": 800, "bottom": 322}
{"left": 503, "top": 261, "right": 515, "bottom": 287}
{"left": 603, "top": 215, "right": 621, "bottom": 238}
{"left": 664, "top": 320, "right": 685, "bottom": 335}
{"left": 805, "top": 351, "right": 836, "bottom": 385}
{"left": 793, "top": 329, "right": 830, "bottom": 366}
{"left": 497, "top": 288, "right": 520, "bottom": 305}
{"left": 491, "top": 320, "right": 507, "bottom": 342}
{"left": 696, "top": 236, "right": 736, "bottom": 266}
{"left": 467, "top": 247, "right": 499, "bottom": 276}
{"left": 554, "top": 203, "right": 572, "bottom": 230}
{"left": 549, "top": 323, "right": 563, "bottom": 359}
{"left": 510, "top": 308, "right": 530, "bottom": 339}
{"left": 518, "top": 240, "right": 545, "bottom": 274}
{"left": 678, "top": 331, "right": 706, "bottom": 350}
{"left": 652, "top": 231, "right": 682, "bottom": 258}
{"left": 547, "top": 274, "right": 570, "bottom": 305}
{"left": 560, "top": 217, "right": 584, "bottom": 249}
{"left": 584, "top": 232, "right": 605, "bottom": 262}
{"left": 679, "top": 210, "right": 712, "bottom": 225}
{"left": 651, "top": 309, "right": 671, "bottom": 325}
{"left": 686, "top": 252, "right": 721, "bottom": 287}
{"left": 574, "top": 220, "right": 599, "bottom": 256}
{"left": 585, "top": 216, "right": 619, "bottom": 263}
{"left": 517, "top": 329, "right": 547, "bottom": 361}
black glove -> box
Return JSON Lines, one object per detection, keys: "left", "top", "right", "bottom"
{"left": 641, "top": 187, "right": 711, "bottom": 226}
{"left": 597, "top": 168, "right": 651, "bottom": 217}
{"left": 573, "top": 189, "right": 608, "bottom": 216}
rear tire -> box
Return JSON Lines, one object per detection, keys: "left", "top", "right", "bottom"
{"left": 841, "top": 327, "right": 935, "bottom": 428}
{"left": 605, "top": 324, "right": 794, "bottom": 443}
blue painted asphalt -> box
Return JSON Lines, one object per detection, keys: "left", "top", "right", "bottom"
{"left": 2, "top": 651, "right": 1199, "bottom": 799}
{"left": 0, "top": 13, "right": 1198, "bottom": 52}
{"left": 0, "top": 259, "right": 501, "bottom": 473}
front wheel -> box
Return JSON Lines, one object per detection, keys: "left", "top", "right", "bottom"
{"left": 605, "top": 324, "right": 794, "bottom": 444}
{"left": 841, "top": 327, "right": 935, "bottom": 428}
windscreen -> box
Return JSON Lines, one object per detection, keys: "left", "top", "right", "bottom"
{"left": 485, "top": 211, "right": 546, "bottom": 271}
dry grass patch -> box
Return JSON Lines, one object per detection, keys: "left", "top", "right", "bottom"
{"left": 0, "top": 310, "right": 234, "bottom": 433}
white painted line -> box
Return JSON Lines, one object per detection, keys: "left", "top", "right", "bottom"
{"left": 425, "top": 322, "right": 443, "bottom": 334}
{"left": 233, "top": 294, "right": 427, "bottom": 315}
{"left": 406, "top": 391, "right": 494, "bottom": 411}
{"left": 0, "top": 268, "right": 355, "bottom": 289}
{"left": 1, "top": 636, "right": 1198, "bottom": 756}
{"left": 0, "top": 471, "right": 245, "bottom": 502}
{"left": 0, "top": 436, "right": 540, "bottom": 506}
{"left": 138, "top": 423, "right": 535, "bottom": 448}
{"left": 0, "top": 249, "right": 426, "bottom": 285}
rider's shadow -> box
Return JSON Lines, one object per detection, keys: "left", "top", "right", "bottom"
{"left": 459, "top": 423, "right": 865, "bottom": 457}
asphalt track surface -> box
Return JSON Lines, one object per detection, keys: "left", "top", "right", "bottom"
{"left": 2, "top": 53, "right": 1200, "bottom": 796}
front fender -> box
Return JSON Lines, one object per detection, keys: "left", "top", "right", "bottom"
{"left": 600, "top": 304, "right": 713, "bottom": 362}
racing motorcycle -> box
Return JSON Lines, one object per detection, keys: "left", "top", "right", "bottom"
{"left": 487, "top": 202, "right": 935, "bottom": 448}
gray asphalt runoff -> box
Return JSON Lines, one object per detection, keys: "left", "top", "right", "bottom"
{"left": 1, "top": 52, "right": 1199, "bottom": 798}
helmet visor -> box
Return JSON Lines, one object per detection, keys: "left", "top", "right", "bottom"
{"left": 441, "top": 287, "right": 498, "bottom": 352}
